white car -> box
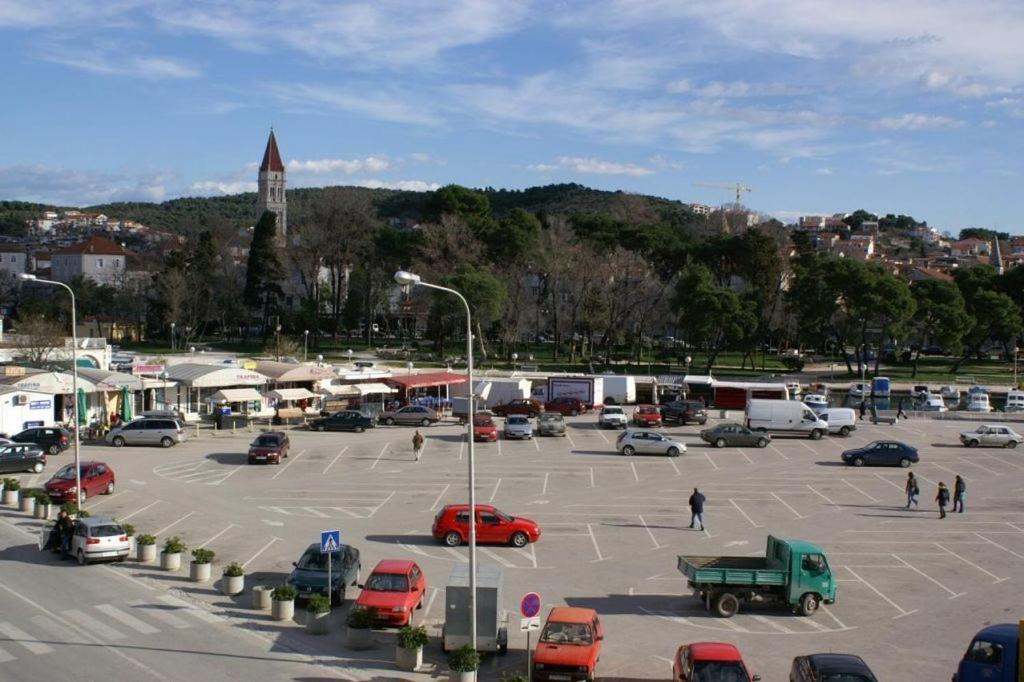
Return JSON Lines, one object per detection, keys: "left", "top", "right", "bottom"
{"left": 597, "top": 406, "right": 628, "bottom": 429}
{"left": 615, "top": 430, "right": 686, "bottom": 457}
{"left": 960, "top": 424, "right": 1021, "bottom": 448}
{"left": 54, "top": 516, "right": 131, "bottom": 565}
{"left": 503, "top": 415, "right": 534, "bottom": 440}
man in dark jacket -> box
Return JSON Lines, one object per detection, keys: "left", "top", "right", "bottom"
{"left": 688, "top": 487, "right": 706, "bottom": 531}
{"left": 953, "top": 475, "right": 966, "bottom": 513}
{"left": 936, "top": 482, "right": 950, "bottom": 519}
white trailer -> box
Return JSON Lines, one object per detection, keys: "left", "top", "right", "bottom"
{"left": 547, "top": 377, "right": 605, "bottom": 408}
{"left": 600, "top": 375, "right": 637, "bottom": 404}
{"left": 0, "top": 387, "right": 56, "bottom": 437}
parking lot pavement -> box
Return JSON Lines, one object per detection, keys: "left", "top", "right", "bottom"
{"left": 2, "top": 413, "right": 1023, "bottom": 680}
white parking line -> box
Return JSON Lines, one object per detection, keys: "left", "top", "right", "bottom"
{"left": 729, "top": 499, "right": 762, "bottom": 528}
{"left": 119, "top": 500, "right": 163, "bottom": 521}
{"left": 844, "top": 567, "right": 916, "bottom": 618}
{"left": 587, "top": 523, "right": 607, "bottom": 561}
{"left": 638, "top": 514, "right": 662, "bottom": 549}
{"left": 667, "top": 457, "right": 681, "bottom": 476}
{"left": 198, "top": 523, "right": 238, "bottom": 549}
{"left": 956, "top": 459, "right": 1001, "bottom": 476}
{"left": 429, "top": 483, "right": 451, "bottom": 511}
{"left": 370, "top": 491, "right": 396, "bottom": 516}
{"left": 512, "top": 543, "right": 538, "bottom": 568}
{"left": 271, "top": 448, "right": 307, "bottom": 478}
{"left": 842, "top": 478, "right": 880, "bottom": 503}
{"left": 807, "top": 485, "right": 840, "bottom": 509}
{"left": 86, "top": 489, "right": 133, "bottom": 510}
{"left": 423, "top": 587, "right": 439, "bottom": 619}
{"left": 974, "top": 532, "right": 1024, "bottom": 560}
{"left": 443, "top": 547, "right": 468, "bottom": 562}
{"left": 0, "top": 621, "right": 53, "bottom": 654}
{"left": 630, "top": 462, "right": 640, "bottom": 482}
{"left": 704, "top": 453, "right": 720, "bottom": 471}
{"left": 210, "top": 465, "right": 245, "bottom": 486}
{"left": 891, "top": 554, "right": 965, "bottom": 599}
{"left": 820, "top": 605, "right": 849, "bottom": 630}
{"left": 735, "top": 448, "right": 754, "bottom": 465}
{"left": 459, "top": 437, "right": 465, "bottom": 461}
{"left": 566, "top": 432, "right": 578, "bottom": 449}
{"left": 747, "top": 614, "right": 794, "bottom": 633}
{"left": 589, "top": 467, "right": 595, "bottom": 489}
{"left": 488, "top": 478, "right": 502, "bottom": 503}
{"left": 533, "top": 438, "right": 541, "bottom": 451}
{"left": 873, "top": 472, "right": 905, "bottom": 492}
{"left": 771, "top": 491, "right": 805, "bottom": 519}
{"left": 478, "top": 547, "right": 515, "bottom": 567}
{"left": 541, "top": 472, "right": 550, "bottom": 496}
{"left": 154, "top": 511, "right": 197, "bottom": 537}
{"left": 497, "top": 438, "right": 502, "bottom": 456}
{"left": 594, "top": 425, "right": 609, "bottom": 443}
{"left": 768, "top": 443, "right": 790, "bottom": 460}
{"left": 926, "top": 461, "right": 970, "bottom": 481}
{"left": 241, "top": 536, "right": 282, "bottom": 569}
{"left": 322, "top": 445, "right": 350, "bottom": 475}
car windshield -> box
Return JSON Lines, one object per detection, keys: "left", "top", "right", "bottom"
{"left": 296, "top": 549, "right": 342, "bottom": 571}
{"left": 474, "top": 417, "right": 493, "bottom": 427}
{"left": 508, "top": 416, "right": 528, "bottom": 425}
{"left": 365, "top": 573, "right": 409, "bottom": 592}
{"left": 90, "top": 524, "right": 124, "bottom": 538}
{"left": 691, "top": 662, "right": 749, "bottom": 681}
{"left": 539, "top": 414, "right": 561, "bottom": 422}
{"left": 603, "top": 407, "right": 624, "bottom": 415}
{"left": 638, "top": 406, "right": 657, "bottom": 414}
{"left": 53, "top": 466, "right": 82, "bottom": 480}
{"left": 819, "top": 675, "right": 874, "bottom": 682}
{"left": 254, "top": 435, "right": 280, "bottom": 446}
{"left": 539, "top": 622, "right": 593, "bottom": 645}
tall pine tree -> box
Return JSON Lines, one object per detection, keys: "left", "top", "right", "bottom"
{"left": 244, "top": 211, "right": 284, "bottom": 330}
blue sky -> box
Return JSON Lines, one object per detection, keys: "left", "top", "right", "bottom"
{"left": 1, "top": 0, "right": 1023, "bottom": 232}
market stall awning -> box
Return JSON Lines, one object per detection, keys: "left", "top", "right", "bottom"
{"left": 77, "top": 368, "right": 144, "bottom": 391}
{"left": 254, "top": 361, "right": 336, "bottom": 383}
{"left": 355, "top": 382, "right": 396, "bottom": 396}
{"left": 209, "top": 388, "right": 264, "bottom": 403}
{"left": 165, "top": 363, "right": 268, "bottom": 388}
{"left": 0, "top": 369, "right": 100, "bottom": 394}
{"left": 266, "top": 388, "right": 319, "bottom": 401}
{"left": 386, "top": 371, "right": 468, "bottom": 391}
{"left": 321, "top": 384, "right": 360, "bottom": 396}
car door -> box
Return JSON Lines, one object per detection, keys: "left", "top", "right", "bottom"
{"left": 409, "top": 564, "right": 425, "bottom": 601}
{"left": 991, "top": 427, "right": 1008, "bottom": 446}
{"left": 477, "top": 510, "right": 504, "bottom": 543}
{"left": 342, "top": 545, "right": 360, "bottom": 584}
{"left": 453, "top": 510, "right": 472, "bottom": 541}
{"left": 0, "top": 446, "right": 14, "bottom": 474}
{"left": 119, "top": 421, "right": 143, "bottom": 445}
{"left": 70, "top": 520, "right": 87, "bottom": 556}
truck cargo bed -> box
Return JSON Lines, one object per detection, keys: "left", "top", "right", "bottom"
{"left": 678, "top": 555, "right": 786, "bottom": 587}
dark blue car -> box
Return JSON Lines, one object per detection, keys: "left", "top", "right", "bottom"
{"left": 841, "top": 440, "right": 918, "bottom": 467}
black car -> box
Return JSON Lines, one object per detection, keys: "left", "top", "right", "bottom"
{"left": 841, "top": 440, "right": 919, "bottom": 467}
{"left": 0, "top": 443, "right": 47, "bottom": 474}
{"left": 790, "top": 653, "right": 878, "bottom": 682}
{"left": 660, "top": 400, "right": 708, "bottom": 425}
{"left": 12, "top": 427, "right": 70, "bottom": 456}
{"left": 309, "top": 410, "right": 375, "bottom": 433}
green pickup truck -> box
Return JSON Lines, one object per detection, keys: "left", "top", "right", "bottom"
{"left": 677, "top": 535, "right": 836, "bottom": 618}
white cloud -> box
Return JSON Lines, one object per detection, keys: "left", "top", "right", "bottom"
{"left": 649, "top": 154, "right": 683, "bottom": 169}
{"left": 287, "top": 157, "right": 390, "bottom": 174}
{"left": 873, "top": 113, "right": 965, "bottom": 130}
{"left": 528, "top": 156, "right": 655, "bottom": 176}
{"left": 815, "top": 167, "right": 834, "bottom": 176}
{"left": 666, "top": 79, "right": 691, "bottom": 93}
{"left": 0, "top": 164, "right": 175, "bottom": 205}
{"left": 527, "top": 164, "right": 559, "bottom": 172}
{"left": 261, "top": 82, "right": 440, "bottom": 126}
{"left": 695, "top": 80, "right": 799, "bottom": 98}
{"left": 353, "top": 179, "right": 442, "bottom": 191}
{"left": 40, "top": 41, "right": 199, "bottom": 79}
{"left": 190, "top": 180, "right": 257, "bottom": 195}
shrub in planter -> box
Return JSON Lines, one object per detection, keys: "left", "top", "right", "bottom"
{"left": 305, "top": 593, "right": 331, "bottom": 635}
{"left": 189, "top": 548, "right": 215, "bottom": 582}
{"left": 448, "top": 644, "right": 480, "bottom": 682}
{"left": 251, "top": 584, "right": 274, "bottom": 610}
{"left": 121, "top": 522, "right": 136, "bottom": 536}
{"left": 500, "top": 675, "right": 528, "bottom": 682}
{"left": 160, "top": 536, "right": 186, "bottom": 571}
{"left": 396, "top": 624, "right": 429, "bottom": 671}
{"left": 19, "top": 489, "right": 36, "bottom": 513}
{"left": 270, "top": 585, "right": 296, "bottom": 622}
{"left": 346, "top": 607, "right": 376, "bottom": 650}
{"left": 222, "top": 562, "right": 245, "bottom": 596}
{"left": 61, "top": 502, "right": 89, "bottom": 518}
{"left": 136, "top": 534, "right": 157, "bottom": 562}
{"left": 2, "top": 478, "right": 20, "bottom": 505}
{"left": 33, "top": 492, "right": 52, "bottom": 519}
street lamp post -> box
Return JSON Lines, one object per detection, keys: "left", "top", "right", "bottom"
{"left": 170, "top": 322, "right": 176, "bottom": 352}
{"left": 1014, "top": 346, "right": 1020, "bottom": 388}
{"left": 275, "top": 324, "right": 282, "bottom": 362}
{"left": 304, "top": 330, "right": 309, "bottom": 362}
{"left": 19, "top": 274, "right": 83, "bottom": 509}
{"left": 394, "top": 270, "right": 478, "bottom": 651}
{"left": 511, "top": 352, "right": 518, "bottom": 373}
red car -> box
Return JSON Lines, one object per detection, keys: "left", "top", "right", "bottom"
{"left": 432, "top": 504, "right": 541, "bottom": 548}
{"left": 673, "top": 642, "right": 760, "bottom": 682}
{"left": 492, "top": 399, "right": 545, "bottom": 418}
{"left": 248, "top": 431, "right": 290, "bottom": 464}
{"left": 633, "top": 404, "right": 662, "bottom": 427}
{"left": 533, "top": 607, "right": 603, "bottom": 682}
{"left": 44, "top": 461, "right": 115, "bottom": 503}
{"left": 473, "top": 414, "right": 498, "bottom": 442}
{"left": 545, "top": 396, "right": 588, "bottom": 416}
{"left": 355, "top": 560, "right": 426, "bottom": 626}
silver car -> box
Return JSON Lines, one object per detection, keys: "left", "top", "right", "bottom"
{"left": 70, "top": 516, "right": 131, "bottom": 565}
{"left": 378, "top": 405, "right": 440, "bottom": 427}
{"left": 616, "top": 430, "right": 686, "bottom": 457}
{"left": 106, "top": 418, "right": 186, "bottom": 448}
{"left": 537, "top": 412, "right": 566, "bottom": 437}
{"left": 597, "top": 405, "right": 628, "bottom": 429}
{"left": 503, "top": 415, "right": 534, "bottom": 440}
{"left": 960, "top": 424, "right": 1021, "bottom": 448}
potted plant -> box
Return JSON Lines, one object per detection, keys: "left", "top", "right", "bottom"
{"left": 61, "top": 502, "right": 89, "bottom": 519}
{"left": 222, "top": 562, "right": 245, "bottom": 596}
{"left": 305, "top": 593, "right": 331, "bottom": 635}
{"left": 270, "top": 585, "right": 296, "bottom": 621}
{"left": 18, "top": 486, "right": 36, "bottom": 514}
{"left": 136, "top": 534, "right": 157, "bottom": 563}
{"left": 396, "top": 624, "right": 429, "bottom": 671}
{"left": 120, "top": 522, "right": 136, "bottom": 554}
{"left": 346, "top": 606, "right": 376, "bottom": 650}
{"left": 2, "top": 478, "right": 20, "bottom": 506}
{"left": 161, "top": 536, "right": 186, "bottom": 571}
{"left": 500, "top": 675, "right": 528, "bottom": 682}
{"left": 33, "top": 492, "right": 53, "bottom": 520}
{"left": 251, "top": 584, "right": 274, "bottom": 610}
{"left": 190, "top": 548, "right": 215, "bottom": 582}
{"left": 447, "top": 644, "right": 480, "bottom": 682}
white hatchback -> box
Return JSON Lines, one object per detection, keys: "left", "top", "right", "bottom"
{"left": 71, "top": 516, "right": 131, "bottom": 565}
{"left": 615, "top": 430, "right": 686, "bottom": 457}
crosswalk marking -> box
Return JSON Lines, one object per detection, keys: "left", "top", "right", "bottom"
{"left": 95, "top": 605, "right": 160, "bottom": 635}
{"left": 478, "top": 547, "right": 516, "bottom": 567}
{"left": 0, "top": 622, "right": 54, "bottom": 654}
{"left": 0, "top": 646, "right": 13, "bottom": 663}
{"left": 128, "top": 600, "right": 190, "bottom": 629}
{"left": 29, "top": 615, "right": 79, "bottom": 643}
{"left": 63, "top": 609, "right": 126, "bottom": 641}
{"left": 158, "top": 595, "right": 221, "bottom": 623}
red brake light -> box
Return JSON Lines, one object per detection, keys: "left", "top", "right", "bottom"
{"left": 61, "top": 436, "right": 68, "bottom": 445}
{"left": 86, "top": 538, "right": 100, "bottom": 545}
{"left": 119, "top": 535, "right": 128, "bottom": 542}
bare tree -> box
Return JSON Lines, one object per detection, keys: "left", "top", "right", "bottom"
{"left": 13, "top": 314, "right": 66, "bottom": 368}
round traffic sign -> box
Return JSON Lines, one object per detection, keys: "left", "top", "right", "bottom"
{"left": 520, "top": 591, "right": 541, "bottom": 618}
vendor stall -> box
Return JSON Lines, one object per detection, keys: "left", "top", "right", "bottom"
{"left": 163, "top": 363, "right": 269, "bottom": 418}
{"left": 265, "top": 387, "right": 321, "bottom": 423}
{"left": 385, "top": 371, "right": 468, "bottom": 412}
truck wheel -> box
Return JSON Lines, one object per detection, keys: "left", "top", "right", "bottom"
{"left": 715, "top": 438, "right": 726, "bottom": 448}
{"left": 809, "top": 429, "right": 823, "bottom": 440}
{"left": 443, "top": 532, "right": 462, "bottom": 547}
{"left": 839, "top": 426, "right": 851, "bottom": 436}
{"left": 622, "top": 445, "right": 635, "bottom": 456}
{"left": 853, "top": 457, "right": 865, "bottom": 467}
{"left": 799, "top": 592, "right": 819, "bottom": 616}
{"left": 899, "top": 457, "right": 911, "bottom": 468}
{"left": 756, "top": 438, "right": 768, "bottom": 448}
{"left": 714, "top": 592, "right": 739, "bottom": 618}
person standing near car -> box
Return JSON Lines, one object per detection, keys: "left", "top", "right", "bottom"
{"left": 936, "top": 482, "right": 950, "bottom": 519}
{"left": 58, "top": 511, "right": 75, "bottom": 557}
{"left": 412, "top": 430, "right": 424, "bottom": 462}
{"left": 953, "top": 475, "right": 966, "bottom": 513}
{"left": 858, "top": 399, "right": 867, "bottom": 420}
{"left": 688, "top": 487, "right": 706, "bottom": 531}
{"left": 905, "top": 472, "right": 919, "bottom": 509}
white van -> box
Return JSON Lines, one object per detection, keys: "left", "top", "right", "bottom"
{"left": 745, "top": 399, "right": 829, "bottom": 440}
{"left": 819, "top": 408, "right": 857, "bottom": 436}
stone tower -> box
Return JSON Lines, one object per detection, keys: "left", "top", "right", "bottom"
{"left": 257, "top": 129, "right": 287, "bottom": 244}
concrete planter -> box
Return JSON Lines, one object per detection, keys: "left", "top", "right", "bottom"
{"left": 160, "top": 551, "right": 182, "bottom": 571}
{"left": 222, "top": 574, "right": 244, "bottom": 596}
{"left": 1, "top": 489, "right": 17, "bottom": 506}
{"left": 306, "top": 610, "right": 330, "bottom": 635}
{"left": 138, "top": 543, "right": 157, "bottom": 563}
{"left": 396, "top": 645, "right": 423, "bottom": 672}
{"left": 271, "top": 598, "right": 294, "bottom": 622}
{"left": 34, "top": 503, "right": 52, "bottom": 520}
{"left": 19, "top": 495, "right": 35, "bottom": 514}
{"left": 252, "top": 586, "right": 273, "bottom": 610}
{"left": 346, "top": 626, "right": 374, "bottom": 650}
{"left": 189, "top": 561, "right": 212, "bottom": 583}
{"left": 450, "top": 672, "right": 476, "bottom": 682}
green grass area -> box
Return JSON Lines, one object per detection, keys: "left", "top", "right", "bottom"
{"left": 812, "top": 356, "right": 1022, "bottom": 386}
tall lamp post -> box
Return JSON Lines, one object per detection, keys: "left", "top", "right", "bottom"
{"left": 19, "top": 274, "right": 83, "bottom": 508}
{"left": 1014, "top": 346, "right": 1020, "bottom": 388}
{"left": 170, "top": 322, "right": 176, "bottom": 353}
{"left": 275, "top": 324, "right": 282, "bottom": 362}
{"left": 394, "top": 270, "right": 478, "bottom": 651}
{"left": 303, "top": 330, "right": 309, "bottom": 362}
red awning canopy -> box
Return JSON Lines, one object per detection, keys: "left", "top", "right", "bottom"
{"left": 386, "top": 372, "right": 468, "bottom": 390}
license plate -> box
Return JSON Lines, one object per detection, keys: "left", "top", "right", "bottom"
{"left": 549, "top": 675, "right": 571, "bottom": 681}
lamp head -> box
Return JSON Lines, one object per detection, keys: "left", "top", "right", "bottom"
{"left": 18, "top": 273, "right": 36, "bottom": 281}
{"left": 394, "top": 270, "right": 421, "bottom": 286}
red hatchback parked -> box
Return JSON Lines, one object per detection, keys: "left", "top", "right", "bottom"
{"left": 492, "top": 399, "right": 545, "bottom": 418}
{"left": 673, "top": 642, "right": 760, "bottom": 682}
{"left": 355, "top": 560, "right": 426, "bottom": 626}
{"left": 44, "top": 461, "right": 115, "bottom": 503}
{"left": 545, "top": 396, "right": 588, "bottom": 416}
{"left": 432, "top": 504, "right": 541, "bottom": 548}
{"left": 632, "top": 404, "right": 662, "bottom": 427}
{"left": 473, "top": 414, "right": 498, "bottom": 442}
{"left": 247, "top": 431, "right": 290, "bottom": 464}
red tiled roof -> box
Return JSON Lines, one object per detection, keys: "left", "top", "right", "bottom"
{"left": 260, "top": 130, "right": 285, "bottom": 172}
{"left": 53, "top": 236, "right": 129, "bottom": 256}
{"left": 0, "top": 244, "right": 26, "bottom": 253}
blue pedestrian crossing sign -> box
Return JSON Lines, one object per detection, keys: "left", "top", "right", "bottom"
{"left": 320, "top": 529, "right": 341, "bottom": 553}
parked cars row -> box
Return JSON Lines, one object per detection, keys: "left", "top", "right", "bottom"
{"left": 0, "top": 443, "right": 47, "bottom": 474}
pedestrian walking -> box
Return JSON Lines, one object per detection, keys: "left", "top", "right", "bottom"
{"left": 905, "top": 472, "right": 919, "bottom": 509}
{"left": 46, "top": 511, "right": 66, "bottom": 552}
{"left": 936, "top": 482, "right": 950, "bottom": 519}
{"left": 896, "top": 398, "right": 907, "bottom": 420}
{"left": 412, "top": 430, "right": 424, "bottom": 462}
{"left": 953, "top": 475, "right": 966, "bottom": 513}
{"left": 858, "top": 399, "right": 867, "bottom": 420}
{"left": 688, "top": 487, "right": 706, "bottom": 531}
{"left": 58, "top": 511, "right": 75, "bottom": 556}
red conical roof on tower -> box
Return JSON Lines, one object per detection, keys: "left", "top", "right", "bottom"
{"left": 260, "top": 130, "right": 285, "bottom": 172}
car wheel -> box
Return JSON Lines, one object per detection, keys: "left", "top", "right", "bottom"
{"left": 444, "top": 531, "right": 462, "bottom": 547}
{"left": 48, "top": 444, "right": 60, "bottom": 455}
{"left": 77, "top": 549, "right": 86, "bottom": 566}
{"left": 160, "top": 437, "right": 173, "bottom": 448}
{"left": 510, "top": 532, "right": 529, "bottom": 548}
{"left": 714, "top": 592, "right": 740, "bottom": 618}
{"left": 899, "top": 457, "right": 911, "bottom": 468}
{"left": 622, "top": 445, "right": 635, "bottom": 456}
{"left": 853, "top": 457, "right": 865, "bottom": 467}
{"left": 32, "top": 461, "right": 43, "bottom": 473}
{"left": 355, "top": 426, "right": 364, "bottom": 433}
{"left": 1008, "top": 441, "right": 1018, "bottom": 449}
{"left": 105, "top": 481, "right": 114, "bottom": 494}
{"left": 799, "top": 592, "right": 819, "bottom": 616}
{"left": 416, "top": 597, "right": 423, "bottom": 610}
{"left": 967, "top": 439, "right": 978, "bottom": 448}
{"left": 667, "top": 446, "right": 681, "bottom": 458}
{"left": 317, "top": 425, "right": 325, "bottom": 432}
{"left": 809, "top": 429, "right": 823, "bottom": 441}
{"left": 756, "top": 438, "right": 768, "bottom": 448}
{"left": 571, "top": 409, "right": 579, "bottom": 417}
{"left": 839, "top": 426, "right": 851, "bottom": 436}
{"left": 421, "top": 418, "right": 431, "bottom": 427}
{"left": 715, "top": 438, "right": 726, "bottom": 448}
{"left": 385, "top": 418, "right": 395, "bottom": 426}
{"left": 331, "top": 586, "right": 345, "bottom": 606}
{"left": 112, "top": 436, "right": 125, "bottom": 448}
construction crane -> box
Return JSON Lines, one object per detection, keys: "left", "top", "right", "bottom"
{"left": 695, "top": 181, "right": 753, "bottom": 208}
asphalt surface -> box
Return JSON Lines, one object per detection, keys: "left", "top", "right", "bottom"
{"left": 1, "top": 413, "right": 1022, "bottom": 680}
